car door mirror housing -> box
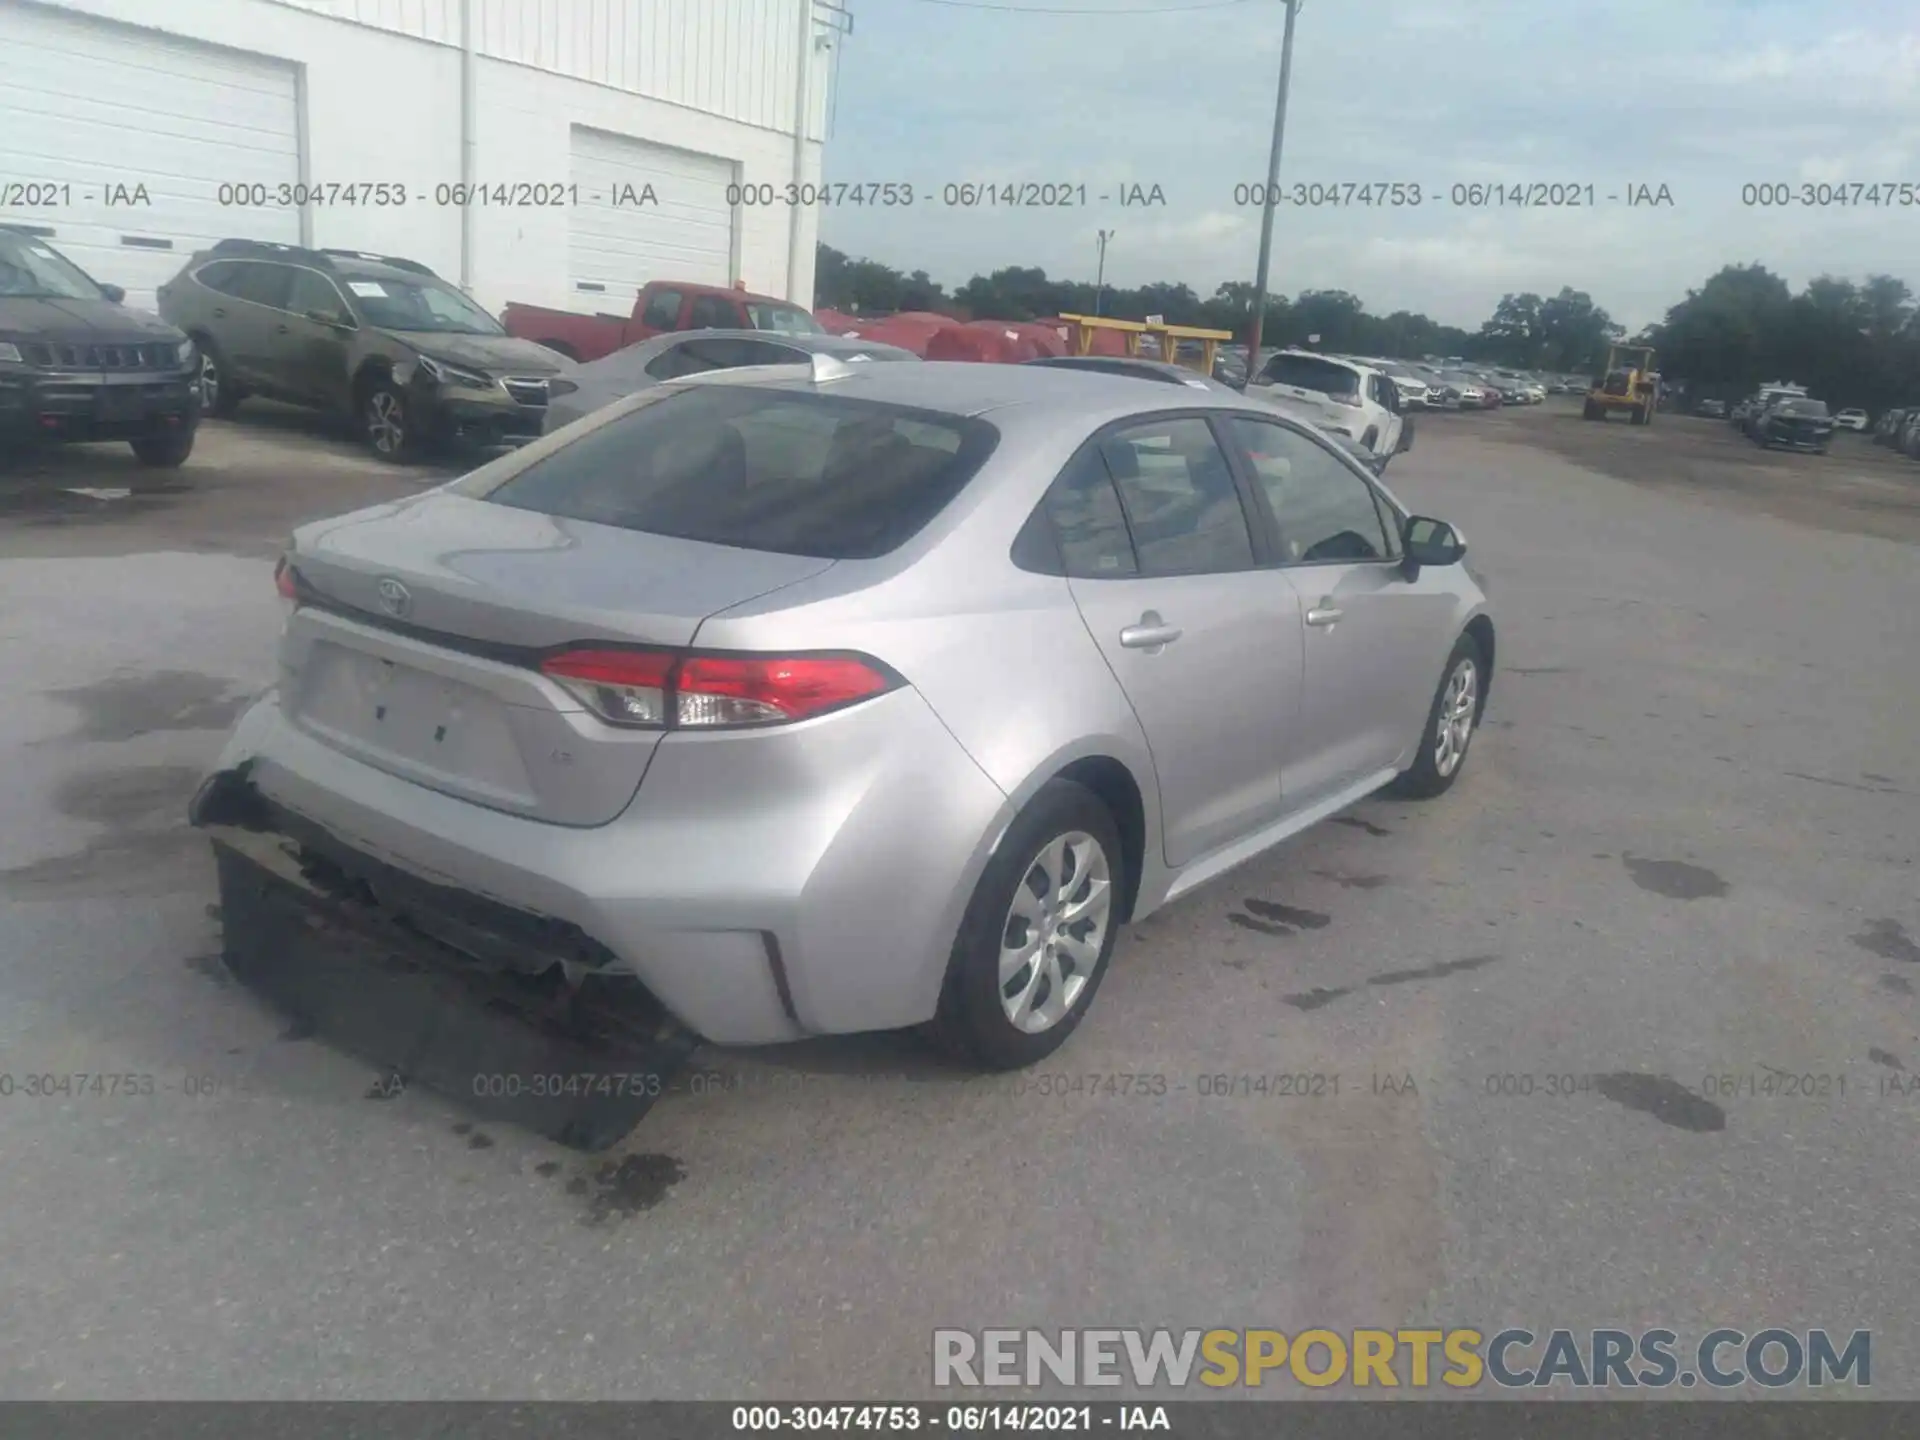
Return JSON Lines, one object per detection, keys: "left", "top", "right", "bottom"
{"left": 305, "top": 309, "right": 349, "bottom": 328}
{"left": 1402, "top": 515, "right": 1465, "bottom": 571}
{"left": 100, "top": 283, "right": 126, "bottom": 304}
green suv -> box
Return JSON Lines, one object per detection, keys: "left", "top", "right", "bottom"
{"left": 156, "top": 241, "right": 572, "bottom": 461}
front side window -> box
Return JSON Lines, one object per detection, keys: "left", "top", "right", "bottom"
{"left": 686, "top": 294, "right": 735, "bottom": 329}
{"left": 1230, "top": 417, "right": 1390, "bottom": 565}
{"left": 287, "top": 269, "right": 351, "bottom": 322}
{"left": 747, "top": 302, "right": 826, "bottom": 336}
{"left": 0, "top": 233, "right": 102, "bottom": 299}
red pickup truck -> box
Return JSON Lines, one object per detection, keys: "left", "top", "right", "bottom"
{"left": 502, "top": 280, "right": 825, "bottom": 362}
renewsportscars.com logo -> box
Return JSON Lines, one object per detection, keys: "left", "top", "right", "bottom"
{"left": 933, "top": 1328, "right": 1871, "bottom": 1390}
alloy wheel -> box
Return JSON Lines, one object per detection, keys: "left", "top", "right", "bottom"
{"left": 367, "top": 391, "right": 405, "bottom": 455}
{"left": 998, "top": 831, "right": 1113, "bottom": 1034}
{"left": 1434, "top": 658, "right": 1478, "bottom": 777}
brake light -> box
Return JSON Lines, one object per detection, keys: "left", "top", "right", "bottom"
{"left": 539, "top": 648, "right": 897, "bottom": 729}
{"left": 274, "top": 554, "right": 299, "bottom": 602}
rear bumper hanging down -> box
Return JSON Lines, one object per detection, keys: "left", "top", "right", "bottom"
{"left": 190, "top": 767, "right": 700, "bottom": 1151}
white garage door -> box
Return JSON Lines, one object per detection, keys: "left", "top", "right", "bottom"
{"left": 567, "top": 127, "right": 735, "bottom": 310}
{"left": 0, "top": 0, "right": 300, "bottom": 312}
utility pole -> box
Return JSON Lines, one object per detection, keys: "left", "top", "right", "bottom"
{"left": 1244, "top": 0, "right": 1301, "bottom": 378}
{"left": 1094, "top": 230, "right": 1114, "bottom": 316}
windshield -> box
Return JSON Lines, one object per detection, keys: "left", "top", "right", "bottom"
{"left": 747, "top": 302, "right": 825, "bottom": 336}
{"left": 0, "top": 232, "right": 102, "bottom": 300}
{"left": 346, "top": 275, "right": 506, "bottom": 335}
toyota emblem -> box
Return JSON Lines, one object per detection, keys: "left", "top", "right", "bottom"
{"left": 376, "top": 578, "right": 412, "bottom": 618}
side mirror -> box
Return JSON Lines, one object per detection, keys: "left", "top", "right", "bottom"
{"left": 100, "top": 283, "right": 126, "bottom": 304}
{"left": 305, "top": 309, "right": 348, "bottom": 328}
{"left": 1402, "top": 515, "right": 1466, "bottom": 573}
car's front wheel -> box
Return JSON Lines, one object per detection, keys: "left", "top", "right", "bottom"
{"left": 359, "top": 376, "right": 417, "bottom": 462}
{"left": 1391, "top": 633, "right": 1485, "bottom": 800}
{"left": 928, "top": 779, "right": 1124, "bottom": 1071}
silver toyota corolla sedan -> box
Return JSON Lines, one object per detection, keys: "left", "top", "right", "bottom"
{"left": 192, "top": 358, "right": 1493, "bottom": 1082}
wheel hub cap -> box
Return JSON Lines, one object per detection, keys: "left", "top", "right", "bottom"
{"left": 998, "top": 830, "right": 1113, "bottom": 1034}
{"left": 1434, "top": 659, "right": 1478, "bottom": 777}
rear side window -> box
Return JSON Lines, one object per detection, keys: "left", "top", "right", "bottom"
{"left": 1258, "top": 354, "right": 1360, "bottom": 397}
{"left": 639, "top": 289, "right": 682, "bottom": 329}
{"left": 476, "top": 385, "right": 998, "bottom": 560}
{"left": 227, "top": 262, "right": 292, "bottom": 309}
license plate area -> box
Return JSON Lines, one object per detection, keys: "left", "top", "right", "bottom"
{"left": 94, "top": 387, "right": 144, "bottom": 421}
{"left": 294, "top": 642, "right": 537, "bottom": 805}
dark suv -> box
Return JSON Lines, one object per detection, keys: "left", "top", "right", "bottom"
{"left": 0, "top": 225, "right": 199, "bottom": 466}
{"left": 156, "top": 240, "right": 571, "bottom": 461}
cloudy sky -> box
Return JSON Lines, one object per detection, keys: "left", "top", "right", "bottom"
{"left": 817, "top": 0, "right": 1920, "bottom": 331}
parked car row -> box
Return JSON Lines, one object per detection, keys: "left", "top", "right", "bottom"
{"left": 1871, "top": 405, "right": 1920, "bottom": 459}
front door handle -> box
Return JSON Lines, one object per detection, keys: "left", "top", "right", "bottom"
{"left": 1306, "top": 600, "right": 1343, "bottom": 627}
{"left": 274, "top": 324, "right": 289, "bottom": 334}
{"left": 212, "top": 308, "right": 227, "bottom": 318}
{"left": 1119, "top": 611, "right": 1182, "bottom": 650}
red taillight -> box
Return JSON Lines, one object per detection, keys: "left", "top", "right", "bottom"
{"left": 677, "top": 655, "right": 893, "bottom": 726}
{"left": 274, "top": 554, "right": 298, "bottom": 601}
{"left": 539, "top": 647, "right": 896, "bottom": 729}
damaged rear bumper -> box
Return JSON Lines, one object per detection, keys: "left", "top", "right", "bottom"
{"left": 191, "top": 768, "right": 699, "bottom": 1150}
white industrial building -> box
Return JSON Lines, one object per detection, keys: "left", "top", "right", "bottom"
{"left": 0, "top": 0, "right": 842, "bottom": 313}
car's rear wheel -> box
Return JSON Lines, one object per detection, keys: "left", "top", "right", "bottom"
{"left": 130, "top": 431, "right": 195, "bottom": 468}
{"left": 359, "top": 376, "right": 417, "bottom": 462}
{"left": 196, "top": 341, "right": 242, "bottom": 418}
{"left": 1390, "top": 633, "right": 1484, "bottom": 801}
{"left": 928, "top": 779, "right": 1124, "bottom": 1071}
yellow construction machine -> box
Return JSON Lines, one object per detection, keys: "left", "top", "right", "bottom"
{"left": 1583, "top": 344, "right": 1659, "bottom": 425}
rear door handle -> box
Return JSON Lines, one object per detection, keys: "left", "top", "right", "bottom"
{"left": 1119, "top": 612, "right": 1182, "bottom": 650}
{"left": 1306, "top": 601, "right": 1343, "bottom": 627}
{"left": 274, "top": 324, "right": 289, "bottom": 334}
{"left": 212, "top": 308, "right": 227, "bottom": 318}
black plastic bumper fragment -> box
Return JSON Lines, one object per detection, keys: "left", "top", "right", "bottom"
{"left": 194, "top": 770, "right": 699, "bottom": 1151}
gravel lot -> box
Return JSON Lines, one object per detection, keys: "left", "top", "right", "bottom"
{"left": 1, "top": 398, "right": 1916, "bottom": 1399}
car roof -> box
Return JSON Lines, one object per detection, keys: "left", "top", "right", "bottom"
{"left": 577, "top": 329, "right": 916, "bottom": 375}
{"left": 704, "top": 358, "right": 1271, "bottom": 427}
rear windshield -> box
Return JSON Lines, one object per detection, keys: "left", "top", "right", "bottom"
{"left": 1257, "top": 354, "right": 1361, "bottom": 396}
{"left": 1775, "top": 399, "right": 1829, "bottom": 417}
{"left": 476, "top": 384, "right": 997, "bottom": 560}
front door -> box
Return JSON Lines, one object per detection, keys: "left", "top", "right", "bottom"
{"left": 1225, "top": 414, "right": 1451, "bottom": 806}
{"left": 1052, "top": 415, "right": 1304, "bottom": 868}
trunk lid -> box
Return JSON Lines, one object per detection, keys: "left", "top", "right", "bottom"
{"left": 279, "top": 491, "right": 833, "bottom": 826}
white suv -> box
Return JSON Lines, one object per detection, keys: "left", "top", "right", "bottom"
{"left": 1834, "top": 408, "right": 1869, "bottom": 431}
{"left": 1246, "top": 350, "right": 1407, "bottom": 465}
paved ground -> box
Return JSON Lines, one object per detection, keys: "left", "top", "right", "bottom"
{"left": 1, "top": 399, "right": 1916, "bottom": 1399}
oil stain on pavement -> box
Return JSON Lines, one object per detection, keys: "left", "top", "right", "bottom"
{"left": 42, "top": 669, "right": 253, "bottom": 743}
{"left": 1868, "top": 1048, "right": 1904, "bottom": 1071}
{"left": 1228, "top": 899, "right": 1333, "bottom": 938}
{"left": 566, "top": 1153, "right": 687, "bottom": 1225}
{"left": 1592, "top": 1073, "right": 1727, "bottom": 1132}
{"left": 0, "top": 763, "right": 208, "bottom": 897}
{"left": 1332, "top": 816, "right": 1392, "bottom": 837}
{"left": 1852, "top": 919, "right": 1920, "bottom": 964}
{"left": 1282, "top": 955, "right": 1500, "bottom": 1010}
{"left": 1621, "top": 854, "right": 1729, "bottom": 900}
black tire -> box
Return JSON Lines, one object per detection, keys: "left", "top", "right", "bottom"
{"left": 130, "top": 431, "right": 195, "bottom": 467}
{"left": 358, "top": 374, "right": 418, "bottom": 462}
{"left": 195, "top": 338, "right": 242, "bottom": 418}
{"left": 1389, "top": 632, "right": 1485, "bottom": 801}
{"left": 927, "top": 779, "right": 1125, "bottom": 1071}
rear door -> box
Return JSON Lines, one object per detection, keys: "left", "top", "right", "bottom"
{"left": 208, "top": 260, "right": 289, "bottom": 387}
{"left": 1050, "top": 414, "right": 1303, "bottom": 868}
{"left": 1224, "top": 414, "right": 1453, "bottom": 806}
{"left": 275, "top": 266, "right": 357, "bottom": 410}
